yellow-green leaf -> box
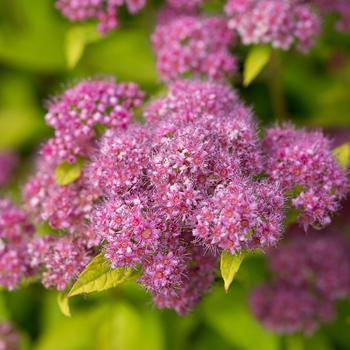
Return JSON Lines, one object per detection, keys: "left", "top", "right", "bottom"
{"left": 220, "top": 251, "right": 244, "bottom": 292}
{"left": 54, "top": 159, "right": 85, "bottom": 186}
{"left": 65, "top": 24, "right": 102, "bottom": 69}
{"left": 243, "top": 46, "right": 272, "bottom": 86}
{"left": 68, "top": 253, "right": 133, "bottom": 297}
{"left": 57, "top": 293, "right": 71, "bottom": 317}
{"left": 333, "top": 142, "right": 350, "bottom": 169}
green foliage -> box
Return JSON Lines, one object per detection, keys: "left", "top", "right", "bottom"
{"left": 243, "top": 46, "right": 272, "bottom": 86}
{"left": 220, "top": 251, "right": 245, "bottom": 292}
{"left": 202, "top": 285, "right": 279, "bottom": 350}
{"left": 54, "top": 159, "right": 85, "bottom": 186}
{"left": 57, "top": 293, "right": 71, "bottom": 318}
{"left": 333, "top": 142, "right": 350, "bottom": 169}
{"left": 65, "top": 24, "right": 102, "bottom": 69}
{"left": 68, "top": 253, "right": 135, "bottom": 298}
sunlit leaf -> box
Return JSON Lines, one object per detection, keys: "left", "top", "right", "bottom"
{"left": 55, "top": 159, "right": 85, "bottom": 186}
{"left": 57, "top": 293, "right": 71, "bottom": 318}
{"left": 220, "top": 251, "right": 244, "bottom": 292}
{"left": 68, "top": 253, "right": 134, "bottom": 297}
{"left": 333, "top": 142, "right": 350, "bottom": 169}
{"left": 243, "top": 46, "right": 272, "bottom": 86}
{"left": 65, "top": 24, "right": 102, "bottom": 69}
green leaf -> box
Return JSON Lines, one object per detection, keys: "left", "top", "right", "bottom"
{"left": 202, "top": 285, "right": 279, "bottom": 350}
{"left": 57, "top": 293, "right": 71, "bottom": 318}
{"left": 65, "top": 24, "right": 102, "bottom": 69}
{"left": 333, "top": 142, "right": 350, "bottom": 169}
{"left": 243, "top": 45, "right": 272, "bottom": 86}
{"left": 54, "top": 159, "right": 85, "bottom": 186}
{"left": 68, "top": 253, "right": 133, "bottom": 297}
{"left": 220, "top": 251, "right": 244, "bottom": 292}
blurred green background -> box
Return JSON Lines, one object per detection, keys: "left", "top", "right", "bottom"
{"left": 0, "top": 0, "right": 350, "bottom": 349}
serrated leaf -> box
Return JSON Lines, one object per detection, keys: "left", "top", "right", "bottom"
{"left": 243, "top": 46, "right": 272, "bottom": 86}
{"left": 54, "top": 159, "right": 84, "bottom": 186}
{"left": 333, "top": 142, "right": 350, "bottom": 169}
{"left": 57, "top": 293, "right": 71, "bottom": 317}
{"left": 68, "top": 253, "right": 133, "bottom": 297}
{"left": 220, "top": 251, "right": 244, "bottom": 292}
{"left": 65, "top": 24, "right": 102, "bottom": 69}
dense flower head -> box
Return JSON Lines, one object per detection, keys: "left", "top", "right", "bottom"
{"left": 42, "top": 78, "right": 144, "bottom": 163}
{"left": 153, "top": 244, "right": 217, "bottom": 315}
{"left": 263, "top": 126, "right": 348, "bottom": 229}
{"left": 0, "top": 322, "right": 20, "bottom": 350}
{"left": 151, "top": 15, "right": 237, "bottom": 81}
{"left": 144, "top": 79, "right": 239, "bottom": 124}
{"left": 250, "top": 282, "right": 335, "bottom": 335}
{"left": 23, "top": 154, "right": 101, "bottom": 238}
{"left": 0, "top": 199, "right": 35, "bottom": 290}
{"left": 88, "top": 79, "right": 290, "bottom": 313}
{"left": 0, "top": 152, "right": 17, "bottom": 187}
{"left": 28, "top": 235, "right": 91, "bottom": 291}
{"left": 269, "top": 229, "right": 350, "bottom": 300}
{"left": 225, "top": 0, "right": 321, "bottom": 52}
{"left": 86, "top": 125, "right": 151, "bottom": 197}
{"left": 194, "top": 177, "right": 284, "bottom": 254}
{"left": 56, "top": 0, "right": 146, "bottom": 33}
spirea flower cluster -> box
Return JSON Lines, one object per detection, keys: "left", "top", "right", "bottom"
{"left": 56, "top": 0, "right": 146, "bottom": 33}
{"left": 151, "top": 15, "right": 237, "bottom": 81}
{"left": 1, "top": 77, "right": 346, "bottom": 315}
{"left": 0, "top": 199, "right": 35, "bottom": 290}
{"left": 225, "top": 0, "right": 321, "bottom": 52}
{"left": 0, "top": 322, "right": 20, "bottom": 350}
{"left": 89, "top": 79, "right": 280, "bottom": 312}
{"left": 250, "top": 227, "right": 350, "bottom": 335}
{"left": 42, "top": 78, "right": 144, "bottom": 164}
{"left": 263, "top": 126, "right": 348, "bottom": 229}
{"left": 0, "top": 152, "right": 17, "bottom": 187}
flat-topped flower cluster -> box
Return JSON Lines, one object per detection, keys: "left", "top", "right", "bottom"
{"left": 0, "top": 77, "right": 347, "bottom": 315}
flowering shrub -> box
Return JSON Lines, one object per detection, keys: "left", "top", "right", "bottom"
{"left": 0, "top": 2, "right": 349, "bottom": 345}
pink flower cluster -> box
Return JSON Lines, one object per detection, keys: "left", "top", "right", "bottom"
{"left": 56, "top": 0, "right": 146, "bottom": 33}
{"left": 250, "top": 283, "right": 335, "bottom": 336}
{"left": 0, "top": 322, "right": 20, "bottom": 350}
{"left": 152, "top": 15, "right": 237, "bottom": 81}
{"left": 0, "top": 152, "right": 17, "bottom": 187}
{"left": 225, "top": 0, "right": 320, "bottom": 52}
{"left": 263, "top": 126, "right": 348, "bottom": 229}
{"left": 250, "top": 227, "right": 350, "bottom": 335}
{"left": 42, "top": 78, "right": 144, "bottom": 164}
{"left": 3, "top": 77, "right": 346, "bottom": 315}
{"left": 0, "top": 199, "right": 35, "bottom": 290}
{"left": 89, "top": 79, "right": 286, "bottom": 313}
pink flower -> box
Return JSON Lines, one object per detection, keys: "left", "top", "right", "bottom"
{"left": 152, "top": 15, "right": 237, "bottom": 81}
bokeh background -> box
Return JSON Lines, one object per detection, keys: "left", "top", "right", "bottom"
{"left": 0, "top": 0, "right": 350, "bottom": 349}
